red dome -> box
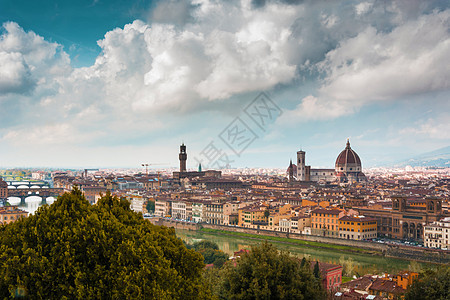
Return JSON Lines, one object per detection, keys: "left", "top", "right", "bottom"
{"left": 286, "top": 162, "right": 297, "bottom": 174}
{"left": 335, "top": 140, "right": 361, "bottom": 167}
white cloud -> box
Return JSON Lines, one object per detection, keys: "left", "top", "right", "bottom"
{"left": 0, "top": 22, "right": 71, "bottom": 95}
{"left": 283, "top": 9, "right": 450, "bottom": 122}
{"left": 320, "top": 10, "right": 450, "bottom": 101}
{"left": 355, "top": 2, "right": 373, "bottom": 16}
{"left": 399, "top": 118, "right": 450, "bottom": 140}
{"left": 1, "top": 1, "right": 449, "bottom": 166}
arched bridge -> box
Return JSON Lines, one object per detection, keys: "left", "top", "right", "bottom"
{"left": 8, "top": 188, "right": 64, "bottom": 205}
{"left": 7, "top": 181, "right": 51, "bottom": 188}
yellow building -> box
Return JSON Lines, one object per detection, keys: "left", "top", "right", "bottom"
{"left": 311, "top": 208, "right": 345, "bottom": 238}
{"left": 238, "top": 206, "right": 268, "bottom": 228}
{"left": 338, "top": 215, "right": 377, "bottom": 240}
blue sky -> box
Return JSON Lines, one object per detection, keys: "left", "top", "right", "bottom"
{"left": 0, "top": 0, "right": 449, "bottom": 169}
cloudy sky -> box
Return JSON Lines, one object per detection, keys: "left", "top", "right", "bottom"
{"left": 0, "top": 0, "right": 449, "bottom": 169}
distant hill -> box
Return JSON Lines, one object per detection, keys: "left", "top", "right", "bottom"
{"left": 393, "top": 146, "right": 450, "bottom": 168}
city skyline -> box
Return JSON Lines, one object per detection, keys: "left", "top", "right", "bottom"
{"left": 0, "top": 0, "right": 449, "bottom": 168}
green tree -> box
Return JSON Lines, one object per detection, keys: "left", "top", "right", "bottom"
{"left": 192, "top": 240, "right": 228, "bottom": 268}
{"left": 313, "top": 261, "right": 321, "bottom": 279}
{"left": 0, "top": 188, "right": 211, "bottom": 299}
{"left": 193, "top": 240, "right": 219, "bottom": 251}
{"left": 146, "top": 200, "right": 155, "bottom": 213}
{"left": 217, "top": 242, "right": 325, "bottom": 300}
{"left": 405, "top": 266, "right": 450, "bottom": 300}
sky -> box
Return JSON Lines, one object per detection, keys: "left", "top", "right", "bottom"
{"left": 0, "top": 0, "right": 449, "bottom": 170}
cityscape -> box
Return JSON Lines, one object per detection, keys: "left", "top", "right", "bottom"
{"left": 1, "top": 0, "right": 449, "bottom": 299}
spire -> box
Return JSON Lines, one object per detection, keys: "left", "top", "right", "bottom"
{"left": 346, "top": 138, "right": 350, "bottom": 149}
{"left": 198, "top": 163, "right": 202, "bottom": 172}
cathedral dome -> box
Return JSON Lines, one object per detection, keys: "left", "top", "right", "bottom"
{"left": 335, "top": 140, "right": 362, "bottom": 173}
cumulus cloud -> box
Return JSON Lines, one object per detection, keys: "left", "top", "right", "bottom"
{"left": 1, "top": 0, "right": 449, "bottom": 165}
{"left": 283, "top": 8, "right": 450, "bottom": 122}
{"left": 0, "top": 22, "right": 71, "bottom": 95}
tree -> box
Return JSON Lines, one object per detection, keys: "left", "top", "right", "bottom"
{"left": 217, "top": 242, "right": 325, "bottom": 300}
{"left": 405, "top": 266, "right": 450, "bottom": 300}
{"left": 191, "top": 240, "right": 228, "bottom": 268}
{"left": 146, "top": 200, "right": 155, "bottom": 213}
{"left": 313, "top": 261, "right": 321, "bottom": 279}
{"left": 0, "top": 188, "right": 211, "bottom": 299}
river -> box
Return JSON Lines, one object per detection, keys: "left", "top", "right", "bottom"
{"left": 176, "top": 229, "right": 434, "bottom": 276}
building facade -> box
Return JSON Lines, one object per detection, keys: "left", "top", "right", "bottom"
{"left": 0, "top": 206, "right": 28, "bottom": 225}
{"left": 295, "top": 140, "right": 366, "bottom": 184}
{"left": 357, "top": 195, "right": 445, "bottom": 242}
{"left": 424, "top": 217, "right": 450, "bottom": 249}
{"left": 338, "top": 215, "right": 377, "bottom": 240}
{"left": 311, "top": 208, "right": 345, "bottom": 238}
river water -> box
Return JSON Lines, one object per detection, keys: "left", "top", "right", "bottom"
{"left": 176, "top": 229, "right": 434, "bottom": 275}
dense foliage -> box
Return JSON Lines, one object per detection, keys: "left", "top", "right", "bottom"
{"left": 0, "top": 189, "right": 210, "bottom": 299}
{"left": 215, "top": 242, "right": 326, "bottom": 300}
{"left": 190, "top": 241, "right": 229, "bottom": 268}
{"left": 405, "top": 265, "right": 450, "bottom": 300}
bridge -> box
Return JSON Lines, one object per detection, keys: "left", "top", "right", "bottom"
{"left": 6, "top": 181, "right": 63, "bottom": 205}
{"left": 6, "top": 181, "right": 51, "bottom": 188}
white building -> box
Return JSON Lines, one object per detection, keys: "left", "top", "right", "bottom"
{"left": 192, "top": 202, "right": 204, "bottom": 223}
{"left": 424, "top": 217, "right": 450, "bottom": 249}
{"left": 279, "top": 218, "right": 291, "bottom": 232}
{"left": 172, "top": 201, "right": 187, "bottom": 220}
{"left": 130, "top": 196, "right": 145, "bottom": 214}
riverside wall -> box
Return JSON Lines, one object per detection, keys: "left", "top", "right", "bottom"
{"left": 149, "top": 217, "right": 450, "bottom": 264}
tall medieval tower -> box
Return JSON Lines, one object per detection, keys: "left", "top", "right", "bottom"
{"left": 179, "top": 143, "right": 187, "bottom": 172}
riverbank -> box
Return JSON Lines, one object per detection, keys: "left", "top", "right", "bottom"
{"left": 199, "top": 227, "right": 379, "bottom": 255}
{"left": 150, "top": 217, "right": 450, "bottom": 264}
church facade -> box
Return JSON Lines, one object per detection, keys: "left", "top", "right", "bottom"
{"left": 294, "top": 140, "right": 366, "bottom": 184}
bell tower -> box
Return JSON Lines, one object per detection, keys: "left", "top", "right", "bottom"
{"left": 296, "top": 150, "right": 305, "bottom": 181}
{"left": 179, "top": 143, "right": 187, "bottom": 172}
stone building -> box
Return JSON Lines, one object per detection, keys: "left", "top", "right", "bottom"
{"left": 357, "top": 195, "right": 446, "bottom": 241}
{"left": 295, "top": 139, "right": 366, "bottom": 184}
{"left": 424, "top": 217, "right": 450, "bottom": 249}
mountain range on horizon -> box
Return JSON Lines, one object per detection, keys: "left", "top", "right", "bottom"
{"left": 391, "top": 146, "right": 450, "bottom": 168}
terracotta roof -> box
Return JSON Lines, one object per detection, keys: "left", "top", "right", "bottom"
{"left": 335, "top": 140, "right": 362, "bottom": 166}
{"left": 369, "top": 278, "right": 405, "bottom": 295}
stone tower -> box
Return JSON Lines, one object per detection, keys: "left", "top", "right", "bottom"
{"left": 179, "top": 143, "right": 187, "bottom": 172}
{"left": 296, "top": 150, "right": 305, "bottom": 181}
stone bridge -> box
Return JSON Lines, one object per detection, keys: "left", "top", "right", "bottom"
{"left": 8, "top": 188, "right": 64, "bottom": 205}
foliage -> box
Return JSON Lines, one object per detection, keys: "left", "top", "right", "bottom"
{"left": 313, "top": 261, "right": 321, "bottom": 279}
{"left": 216, "top": 242, "right": 326, "bottom": 300}
{"left": 339, "top": 256, "right": 356, "bottom": 277}
{"left": 407, "top": 260, "right": 422, "bottom": 273}
{"left": 193, "top": 240, "right": 220, "bottom": 251}
{"left": 190, "top": 240, "right": 228, "bottom": 268}
{"left": 0, "top": 188, "right": 211, "bottom": 299}
{"left": 146, "top": 200, "right": 155, "bottom": 213}
{"left": 405, "top": 265, "right": 450, "bottom": 300}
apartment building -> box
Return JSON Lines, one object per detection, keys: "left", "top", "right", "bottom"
{"left": 424, "top": 217, "right": 450, "bottom": 249}
{"left": 338, "top": 215, "right": 377, "bottom": 240}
